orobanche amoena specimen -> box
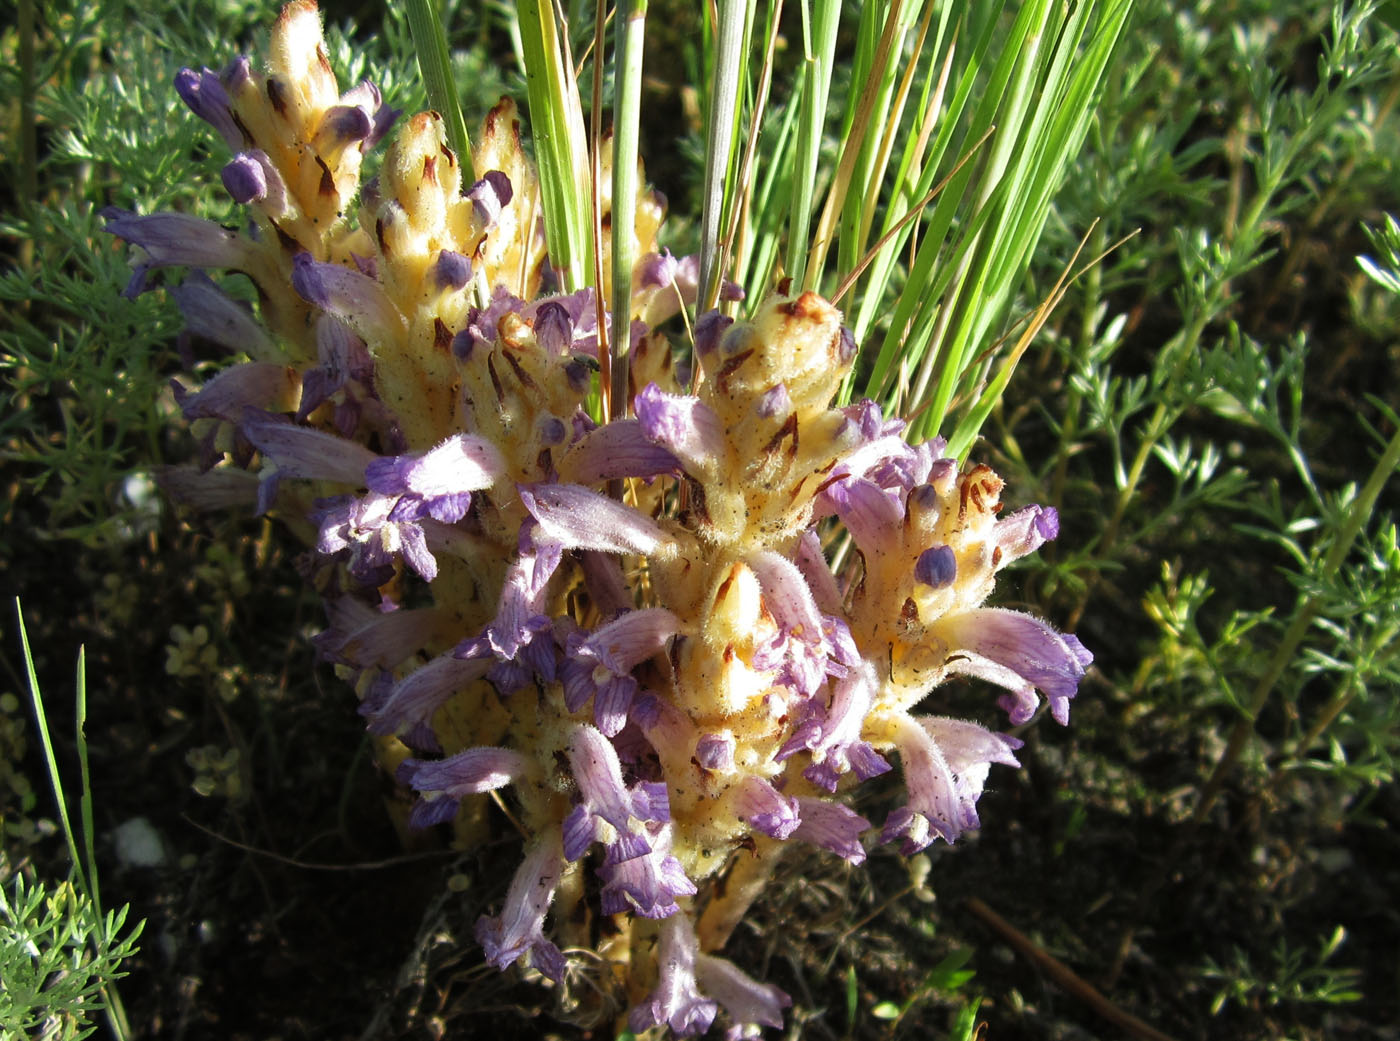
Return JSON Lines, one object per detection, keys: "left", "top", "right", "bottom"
{"left": 107, "top": 3, "right": 1091, "bottom": 1035}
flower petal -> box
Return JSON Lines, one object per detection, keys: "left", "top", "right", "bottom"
{"left": 519, "top": 483, "right": 669, "bottom": 556}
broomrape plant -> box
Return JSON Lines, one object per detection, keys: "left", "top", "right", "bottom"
{"left": 105, "top": 2, "right": 1104, "bottom": 1034}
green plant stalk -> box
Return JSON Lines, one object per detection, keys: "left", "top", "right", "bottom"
{"left": 14, "top": 600, "right": 135, "bottom": 1039}
{"left": 844, "top": 10, "right": 955, "bottom": 357}
{"left": 401, "top": 0, "right": 476, "bottom": 182}
{"left": 1288, "top": 627, "right": 1399, "bottom": 763}
{"left": 518, "top": 0, "right": 593, "bottom": 292}
{"left": 787, "top": 0, "right": 841, "bottom": 292}
{"left": 860, "top": 0, "right": 1029, "bottom": 408}
{"left": 610, "top": 0, "right": 647, "bottom": 419}
{"left": 902, "top": 0, "right": 1053, "bottom": 436}
{"left": 734, "top": 91, "right": 800, "bottom": 300}
{"left": 1193, "top": 423, "right": 1400, "bottom": 822}
{"left": 804, "top": 0, "right": 910, "bottom": 284}
{"left": 698, "top": 0, "right": 746, "bottom": 312}
{"left": 16, "top": 601, "right": 88, "bottom": 902}
{"left": 720, "top": 0, "right": 784, "bottom": 313}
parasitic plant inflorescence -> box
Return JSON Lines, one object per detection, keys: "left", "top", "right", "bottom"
{"left": 107, "top": 3, "right": 1090, "bottom": 1034}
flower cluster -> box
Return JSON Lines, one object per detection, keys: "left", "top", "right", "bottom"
{"left": 109, "top": 3, "right": 1091, "bottom": 1035}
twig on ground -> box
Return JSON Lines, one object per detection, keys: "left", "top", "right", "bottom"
{"left": 965, "top": 897, "right": 1181, "bottom": 1041}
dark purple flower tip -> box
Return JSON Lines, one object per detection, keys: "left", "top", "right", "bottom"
{"left": 433, "top": 249, "right": 472, "bottom": 290}
{"left": 694, "top": 733, "right": 735, "bottom": 772}
{"left": 450, "top": 328, "right": 474, "bottom": 362}
{"left": 538, "top": 415, "right": 567, "bottom": 446}
{"left": 755, "top": 383, "right": 792, "bottom": 419}
{"left": 1036, "top": 506, "right": 1060, "bottom": 540}
{"left": 221, "top": 153, "right": 267, "bottom": 204}
{"left": 915, "top": 545, "right": 957, "bottom": 589}
{"left": 636, "top": 250, "right": 678, "bottom": 289}
{"left": 564, "top": 356, "right": 595, "bottom": 393}
{"left": 909, "top": 483, "right": 941, "bottom": 513}
{"left": 221, "top": 55, "right": 251, "bottom": 91}
{"left": 837, "top": 325, "right": 858, "bottom": 365}
{"left": 174, "top": 66, "right": 242, "bottom": 150}
{"left": 469, "top": 170, "right": 514, "bottom": 226}
{"left": 533, "top": 301, "right": 573, "bottom": 354}
{"left": 317, "top": 103, "right": 373, "bottom": 145}
{"left": 693, "top": 310, "right": 732, "bottom": 355}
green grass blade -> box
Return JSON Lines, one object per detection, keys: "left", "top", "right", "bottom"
{"left": 698, "top": 0, "right": 746, "bottom": 311}
{"left": 14, "top": 598, "right": 87, "bottom": 899}
{"left": 401, "top": 0, "right": 476, "bottom": 182}
{"left": 610, "top": 0, "right": 647, "bottom": 418}
{"left": 518, "top": 0, "right": 593, "bottom": 292}
{"left": 786, "top": 0, "right": 841, "bottom": 291}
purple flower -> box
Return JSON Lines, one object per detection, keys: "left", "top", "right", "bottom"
{"left": 879, "top": 712, "right": 1022, "bottom": 853}
{"left": 777, "top": 658, "right": 891, "bottom": 791}
{"left": 634, "top": 383, "right": 726, "bottom": 476}
{"left": 313, "top": 597, "right": 437, "bottom": 670}
{"left": 939, "top": 608, "right": 1093, "bottom": 725}
{"left": 482, "top": 531, "right": 563, "bottom": 662}
{"left": 563, "top": 723, "right": 669, "bottom": 863}
{"left": 599, "top": 845, "right": 698, "bottom": 919}
{"left": 174, "top": 65, "right": 244, "bottom": 151}
{"left": 359, "top": 648, "right": 492, "bottom": 736}
{"left": 365, "top": 434, "right": 503, "bottom": 503}
{"left": 694, "top": 949, "right": 791, "bottom": 1037}
{"left": 475, "top": 830, "right": 568, "bottom": 982}
{"left": 291, "top": 252, "right": 403, "bottom": 343}
{"left": 730, "top": 776, "right": 800, "bottom": 840}
{"left": 562, "top": 419, "right": 683, "bottom": 483}
{"left": 994, "top": 503, "right": 1060, "bottom": 563}
{"left": 747, "top": 550, "right": 829, "bottom": 699}
{"left": 629, "top": 915, "right": 719, "bottom": 1036}
{"left": 791, "top": 797, "right": 870, "bottom": 863}
{"left": 298, "top": 317, "right": 374, "bottom": 421}
{"left": 176, "top": 363, "right": 300, "bottom": 423}
{"left": 102, "top": 208, "right": 253, "bottom": 296}
{"left": 240, "top": 410, "right": 379, "bottom": 510}
{"left": 400, "top": 746, "right": 532, "bottom": 829}
{"left": 518, "top": 483, "right": 670, "bottom": 556}
{"left": 562, "top": 608, "right": 680, "bottom": 736}
{"left": 313, "top": 434, "right": 502, "bottom": 581}
{"left": 169, "top": 272, "right": 276, "bottom": 357}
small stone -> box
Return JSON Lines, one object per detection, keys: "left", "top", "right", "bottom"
{"left": 114, "top": 816, "right": 167, "bottom": 868}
